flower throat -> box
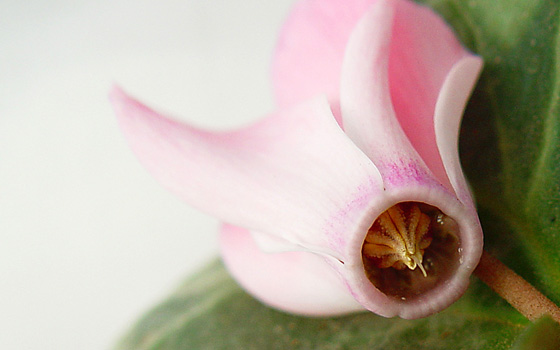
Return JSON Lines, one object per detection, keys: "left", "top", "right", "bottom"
{"left": 362, "top": 202, "right": 461, "bottom": 299}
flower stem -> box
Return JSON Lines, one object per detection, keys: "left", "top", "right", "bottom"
{"left": 474, "top": 250, "right": 560, "bottom": 323}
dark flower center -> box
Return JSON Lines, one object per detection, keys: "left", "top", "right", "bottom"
{"left": 362, "top": 202, "right": 460, "bottom": 299}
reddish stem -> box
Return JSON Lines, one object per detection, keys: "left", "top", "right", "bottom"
{"left": 474, "top": 250, "right": 560, "bottom": 323}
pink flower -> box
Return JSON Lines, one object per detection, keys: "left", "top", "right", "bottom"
{"left": 111, "top": 0, "right": 483, "bottom": 319}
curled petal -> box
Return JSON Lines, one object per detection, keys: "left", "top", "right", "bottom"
{"left": 388, "top": 0, "right": 479, "bottom": 194}
{"left": 435, "top": 56, "right": 483, "bottom": 205}
{"left": 340, "top": 0, "right": 483, "bottom": 195}
{"left": 111, "top": 87, "right": 383, "bottom": 259}
{"left": 340, "top": 0, "right": 412, "bottom": 179}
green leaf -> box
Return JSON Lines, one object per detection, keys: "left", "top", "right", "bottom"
{"left": 115, "top": 260, "right": 528, "bottom": 350}
{"left": 511, "top": 317, "right": 560, "bottom": 350}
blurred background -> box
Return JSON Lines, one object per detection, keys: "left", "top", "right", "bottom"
{"left": 1, "top": 0, "right": 293, "bottom": 348}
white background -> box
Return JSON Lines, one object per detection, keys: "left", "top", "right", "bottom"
{"left": 1, "top": 1, "right": 293, "bottom": 349}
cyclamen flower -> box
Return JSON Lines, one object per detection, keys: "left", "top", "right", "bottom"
{"left": 111, "top": 0, "right": 483, "bottom": 319}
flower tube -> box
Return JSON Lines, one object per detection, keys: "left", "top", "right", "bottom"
{"left": 111, "top": 0, "right": 483, "bottom": 319}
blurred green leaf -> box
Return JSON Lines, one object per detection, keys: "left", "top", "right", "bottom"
{"left": 511, "top": 317, "right": 560, "bottom": 350}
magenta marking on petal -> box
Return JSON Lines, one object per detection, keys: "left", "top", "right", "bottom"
{"left": 374, "top": 158, "right": 437, "bottom": 190}
{"left": 323, "top": 176, "right": 383, "bottom": 256}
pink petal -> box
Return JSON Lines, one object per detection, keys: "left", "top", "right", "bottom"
{"left": 110, "top": 87, "right": 383, "bottom": 260}
{"left": 222, "top": 187, "right": 483, "bottom": 318}
{"left": 434, "top": 56, "right": 483, "bottom": 205}
{"left": 388, "top": 0, "right": 482, "bottom": 198}
{"left": 339, "top": 0, "right": 433, "bottom": 187}
{"left": 113, "top": 0, "right": 484, "bottom": 319}
{"left": 219, "top": 224, "right": 363, "bottom": 315}
{"left": 271, "top": 0, "right": 376, "bottom": 109}
{"left": 339, "top": 0, "right": 482, "bottom": 195}
{"left": 335, "top": 0, "right": 483, "bottom": 318}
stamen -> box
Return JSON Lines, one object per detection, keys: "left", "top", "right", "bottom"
{"left": 361, "top": 202, "right": 461, "bottom": 299}
{"left": 362, "top": 202, "right": 432, "bottom": 277}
